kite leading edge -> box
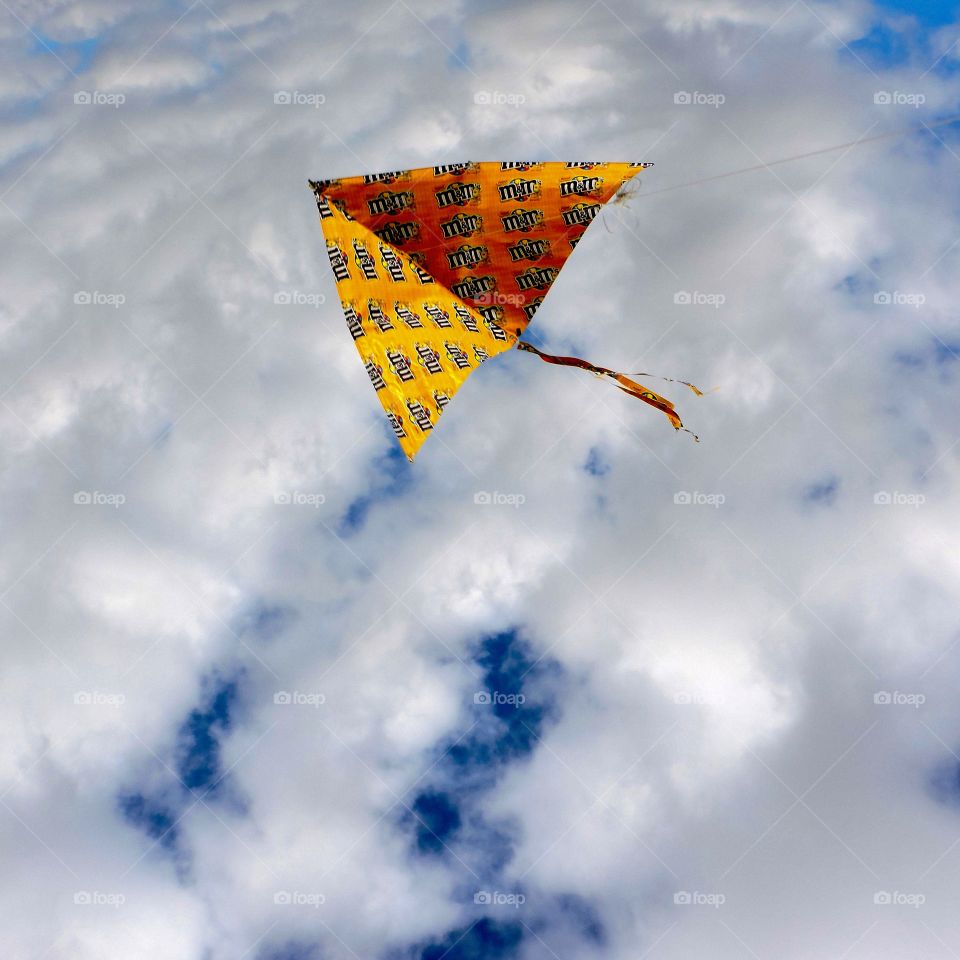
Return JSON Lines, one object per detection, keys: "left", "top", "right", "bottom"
{"left": 309, "top": 161, "right": 697, "bottom": 461}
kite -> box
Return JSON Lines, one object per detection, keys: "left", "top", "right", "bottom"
{"left": 309, "top": 161, "right": 699, "bottom": 461}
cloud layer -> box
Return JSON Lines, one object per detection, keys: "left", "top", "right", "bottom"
{"left": 2, "top": 1, "right": 960, "bottom": 958}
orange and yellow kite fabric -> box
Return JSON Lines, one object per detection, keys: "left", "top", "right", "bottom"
{"left": 310, "top": 161, "right": 694, "bottom": 461}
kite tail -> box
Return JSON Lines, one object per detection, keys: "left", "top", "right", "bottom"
{"left": 515, "top": 340, "right": 700, "bottom": 441}
{"left": 630, "top": 372, "right": 705, "bottom": 397}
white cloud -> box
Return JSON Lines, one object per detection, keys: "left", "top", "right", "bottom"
{"left": 3, "top": 0, "right": 960, "bottom": 958}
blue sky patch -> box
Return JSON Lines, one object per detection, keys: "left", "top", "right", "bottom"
{"left": 846, "top": 21, "right": 912, "bottom": 67}
{"left": 339, "top": 442, "right": 413, "bottom": 535}
{"left": 894, "top": 349, "right": 926, "bottom": 368}
{"left": 411, "top": 790, "right": 462, "bottom": 854}
{"left": 31, "top": 34, "right": 99, "bottom": 74}
{"left": 934, "top": 339, "right": 960, "bottom": 364}
{"left": 177, "top": 676, "right": 240, "bottom": 794}
{"left": 257, "top": 943, "right": 322, "bottom": 960}
{"left": 876, "top": 0, "right": 959, "bottom": 28}
{"left": 418, "top": 918, "right": 523, "bottom": 960}
{"left": 397, "top": 630, "right": 558, "bottom": 885}
{"left": 433, "top": 629, "right": 561, "bottom": 785}
{"left": 584, "top": 445, "right": 610, "bottom": 476}
{"left": 845, "top": 0, "right": 960, "bottom": 72}
{"left": 474, "top": 630, "right": 555, "bottom": 761}
{"left": 449, "top": 40, "right": 472, "bottom": 71}
{"left": 555, "top": 893, "right": 606, "bottom": 945}
{"left": 118, "top": 791, "right": 180, "bottom": 851}
{"left": 836, "top": 273, "right": 867, "bottom": 296}
{"left": 804, "top": 476, "right": 840, "bottom": 505}
{"left": 118, "top": 675, "right": 245, "bottom": 860}
{"left": 339, "top": 494, "right": 373, "bottom": 533}
{"left": 397, "top": 629, "right": 564, "bottom": 933}
{"left": 929, "top": 755, "right": 960, "bottom": 805}
{"left": 243, "top": 603, "right": 293, "bottom": 642}
{"left": 893, "top": 336, "right": 960, "bottom": 371}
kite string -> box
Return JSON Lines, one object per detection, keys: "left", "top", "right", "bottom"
{"left": 588, "top": 113, "right": 960, "bottom": 413}
{"left": 631, "top": 112, "right": 960, "bottom": 199}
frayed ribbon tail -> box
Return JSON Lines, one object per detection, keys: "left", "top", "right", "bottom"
{"left": 515, "top": 339, "right": 700, "bottom": 441}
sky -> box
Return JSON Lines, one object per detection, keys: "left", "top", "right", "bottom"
{"left": 2, "top": 0, "right": 960, "bottom": 958}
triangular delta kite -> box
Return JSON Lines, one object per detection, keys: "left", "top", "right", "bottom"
{"left": 309, "top": 161, "right": 698, "bottom": 460}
